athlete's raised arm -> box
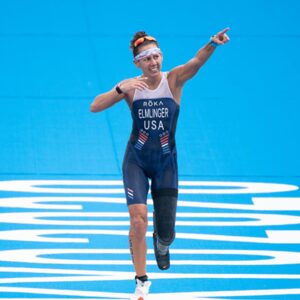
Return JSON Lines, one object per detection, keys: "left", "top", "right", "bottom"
{"left": 169, "top": 28, "right": 230, "bottom": 88}
{"left": 90, "top": 77, "right": 149, "bottom": 113}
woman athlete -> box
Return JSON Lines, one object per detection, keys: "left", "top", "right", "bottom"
{"left": 91, "top": 28, "right": 230, "bottom": 300}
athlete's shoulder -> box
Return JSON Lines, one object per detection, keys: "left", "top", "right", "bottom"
{"left": 166, "top": 69, "right": 177, "bottom": 86}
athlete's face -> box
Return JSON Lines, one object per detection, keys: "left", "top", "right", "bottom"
{"left": 135, "top": 44, "right": 163, "bottom": 77}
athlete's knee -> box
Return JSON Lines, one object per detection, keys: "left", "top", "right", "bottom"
{"left": 129, "top": 206, "right": 148, "bottom": 240}
{"left": 130, "top": 215, "right": 147, "bottom": 240}
{"left": 152, "top": 189, "right": 178, "bottom": 246}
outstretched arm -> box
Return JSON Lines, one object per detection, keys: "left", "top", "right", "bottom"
{"left": 90, "top": 77, "right": 149, "bottom": 113}
{"left": 170, "top": 28, "right": 230, "bottom": 87}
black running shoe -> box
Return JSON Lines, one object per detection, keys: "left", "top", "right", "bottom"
{"left": 153, "top": 232, "right": 170, "bottom": 270}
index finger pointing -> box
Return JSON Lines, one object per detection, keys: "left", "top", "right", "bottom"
{"left": 218, "top": 27, "right": 230, "bottom": 36}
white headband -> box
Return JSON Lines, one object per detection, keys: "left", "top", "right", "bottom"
{"left": 134, "top": 47, "right": 162, "bottom": 62}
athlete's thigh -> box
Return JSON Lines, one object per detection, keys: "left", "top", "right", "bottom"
{"left": 123, "top": 154, "right": 149, "bottom": 205}
{"left": 151, "top": 152, "right": 178, "bottom": 193}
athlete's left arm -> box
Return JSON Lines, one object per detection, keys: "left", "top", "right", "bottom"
{"left": 170, "top": 28, "right": 230, "bottom": 87}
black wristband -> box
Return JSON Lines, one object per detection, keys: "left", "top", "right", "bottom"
{"left": 115, "top": 85, "right": 123, "bottom": 94}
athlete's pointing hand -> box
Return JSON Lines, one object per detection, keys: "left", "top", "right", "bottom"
{"left": 211, "top": 27, "right": 230, "bottom": 45}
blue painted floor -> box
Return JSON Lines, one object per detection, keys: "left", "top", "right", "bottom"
{"left": 0, "top": 0, "right": 300, "bottom": 299}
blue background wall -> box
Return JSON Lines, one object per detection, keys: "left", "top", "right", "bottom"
{"left": 0, "top": 0, "right": 299, "bottom": 177}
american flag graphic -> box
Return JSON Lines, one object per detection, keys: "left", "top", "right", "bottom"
{"left": 134, "top": 130, "right": 149, "bottom": 150}
{"left": 160, "top": 131, "right": 170, "bottom": 154}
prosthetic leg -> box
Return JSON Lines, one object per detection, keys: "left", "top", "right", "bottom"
{"left": 152, "top": 189, "right": 178, "bottom": 270}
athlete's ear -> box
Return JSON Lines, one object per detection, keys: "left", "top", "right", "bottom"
{"left": 134, "top": 60, "right": 141, "bottom": 68}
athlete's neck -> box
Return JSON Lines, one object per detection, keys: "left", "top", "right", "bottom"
{"left": 142, "top": 72, "right": 162, "bottom": 90}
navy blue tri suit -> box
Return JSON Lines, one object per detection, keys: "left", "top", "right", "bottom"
{"left": 122, "top": 72, "right": 179, "bottom": 246}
